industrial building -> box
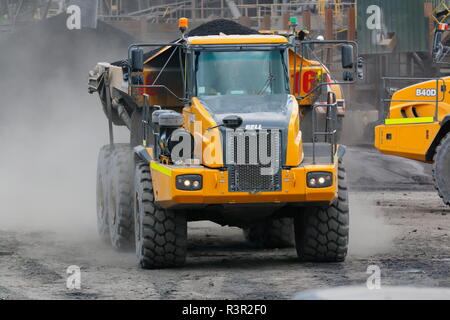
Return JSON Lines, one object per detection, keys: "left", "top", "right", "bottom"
{"left": 1, "top": 0, "right": 450, "bottom": 134}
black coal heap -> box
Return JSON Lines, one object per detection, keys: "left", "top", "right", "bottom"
{"left": 187, "top": 19, "right": 258, "bottom": 37}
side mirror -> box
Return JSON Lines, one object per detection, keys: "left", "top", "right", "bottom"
{"left": 131, "top": 48, "right": 144, "bottom": 72}
{"left": 341, "top": 45, "right": 354, "bottom": 69}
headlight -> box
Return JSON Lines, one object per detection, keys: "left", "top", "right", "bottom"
{"left": 176, "top": 175, "right": 202, "bottom": 191}
{"left": 307, "top": 172, "right": 333, "bottom": 188}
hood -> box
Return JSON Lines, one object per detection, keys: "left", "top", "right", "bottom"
{"left": 198, "top": 94, "right": 295, "bottom": 166}
{"left": 198, "top": 94, "right": 292, "bottom": 129}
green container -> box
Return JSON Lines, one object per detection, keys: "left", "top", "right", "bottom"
{"left": 357, "top": 0, "right": 432, "bottom": 54}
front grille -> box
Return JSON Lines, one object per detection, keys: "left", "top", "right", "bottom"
{"left": 226, "top": 129, "right": 282, "bottom": 193}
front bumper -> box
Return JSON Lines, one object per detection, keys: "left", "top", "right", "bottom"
{"left": 150, "top": 161, "right": 338, "bottom": 209}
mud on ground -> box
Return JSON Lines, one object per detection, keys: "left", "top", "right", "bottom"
{"left": 0, "top": 147, "right": 448, "bottom": 300}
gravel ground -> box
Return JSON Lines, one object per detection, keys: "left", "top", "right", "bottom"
{"left": 0, "top": 147, "right": 448, "bottom": 300}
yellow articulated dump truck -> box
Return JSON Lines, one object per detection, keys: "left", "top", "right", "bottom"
{"left": 375, "top": 23, "right": 450, "bottom": 206}
{"left": 89, "top": 18, "right": 360, "bottom": 268}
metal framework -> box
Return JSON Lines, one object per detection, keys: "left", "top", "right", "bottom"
{"left": 96, "top": 1, "right": 355, "bottom": 25}
{"left": 0, "top": 0, "right": 65, "bottom": 32}
{"left": 0, "top": 0, "right": 356, "bottom": 33}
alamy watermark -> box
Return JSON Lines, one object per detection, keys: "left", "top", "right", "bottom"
{"left": 66, "top": 265, "right": 81, "bottom": 290}
{"left": 66, "top": 5, "right": 81, "bottom": 30}
{"left": 366, "top": 265, "right": 381, "bottom": 290}
{"left": 167, "top": 120, "right": 281, "bottom": 176}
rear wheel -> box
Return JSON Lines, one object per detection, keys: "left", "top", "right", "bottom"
{"left": 243, "top": 218, "right": 294, "bottom": 248}
{"left": 108, "top": 143, "right": 135, "bottom": 250}
{"left": 96, "top": 145, "right": 112, "bottom": 243}
{"left": 294, "top": 159, "right": 349, "bottom": 262}
{"left": 134, "top": 161, "right": 187, "bottom": 269}
{"left": 433, "top": 132, "right": 450, "bottom": 206}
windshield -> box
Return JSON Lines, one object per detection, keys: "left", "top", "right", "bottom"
{"left": 195, "top": 50, "right": 289, "bottom": 97}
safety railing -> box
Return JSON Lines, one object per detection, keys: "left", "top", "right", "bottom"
{"left": 293, "top": 39, "right": 358, "bottom": 164}
{"left": 381, "top": 77, "right": 447, "bottom": 123}
{"left": 311, "top": 100, "right": 338, "bottom": 164}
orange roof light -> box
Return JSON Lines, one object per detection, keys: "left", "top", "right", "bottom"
{"left": 179, "top": 18, "right": 189, "bottom": 29}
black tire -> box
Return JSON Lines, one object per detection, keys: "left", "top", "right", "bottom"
{"left": 294, "top": 159, "right": 349, "bottom": 262}
{"left": 134, "top": 161, "right": 187, "bottom": 269}
{"left": 433, "top": 132, "right": 450, "bottom": 206}
{"left": 243, "top": 218, "right": 294, "bottom": 248}
{"left": 108, "top": 143, "right": 135, "bottom": 250}
{"left": 96, "top": 145, "right": 112, "bottom": 243}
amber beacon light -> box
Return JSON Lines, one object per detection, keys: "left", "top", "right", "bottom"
{"left": 179, "top": 18, "right": 189, "bottom": 35}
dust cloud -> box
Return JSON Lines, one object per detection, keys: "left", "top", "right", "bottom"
{"left": 348, "top": 195, "right": 396, "bottom": 256}
{"left": 0, "top": 15, "right": 131, "bottom": 233}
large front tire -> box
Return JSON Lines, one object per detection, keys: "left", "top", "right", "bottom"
{"left": 294, "top": 159, "right": 349, "bottom": 262}
{"left": 134, "top": 161, "right": 187, "bottom": 269}
{"left": 433, "top": 133, "right": 450, "bottom": 206}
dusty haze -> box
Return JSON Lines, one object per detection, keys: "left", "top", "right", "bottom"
{"left": 0, "top": 16, "right": 395, "bottom": 257}
{"left": 0, "top": 16, "right": 131, "bottom": 233}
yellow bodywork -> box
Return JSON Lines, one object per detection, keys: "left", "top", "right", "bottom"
{"left": 183, "top": 97, "right": 224, "bottom": 168}
{"left": 150, "top": 161, "right": 338, "bottom": 209}
{"left": 375, "top": 77, "right": 450, "bottom": 162}
{"left": 187, "top": 35, "right": 288, "bottom": 45}
{"left": 288, "top": 49, "right": 326, "bottom": 106}
{"left": 148, "top": 96, "right": 338, "bottom": 209}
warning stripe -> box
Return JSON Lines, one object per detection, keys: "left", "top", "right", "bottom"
{"left": 150, "top": 162, "right": 172, "bottom": 177}
{"left": 385, "top": 117, "right": 434, "bottom": 125}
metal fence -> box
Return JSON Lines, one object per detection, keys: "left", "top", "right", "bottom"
{"left": 97, "top": 0, "right": 356, "bottom": 25}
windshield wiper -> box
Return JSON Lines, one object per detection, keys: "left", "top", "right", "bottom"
{"left": 258, "top": 74, "right": 275, "bottom": 95}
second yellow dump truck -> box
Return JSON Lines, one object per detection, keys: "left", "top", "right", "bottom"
{"left": 375, "top": 23, "right": 450, "bottom": 206}
{"left": 89, "top": 19, "right": 359, "bottom": 268}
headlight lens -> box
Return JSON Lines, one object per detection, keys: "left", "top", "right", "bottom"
{"left": 307, "top": 172, "right": 332, "bottom": 188}
{"left": 176, "top": 175, "right": 202, "bottom": 191}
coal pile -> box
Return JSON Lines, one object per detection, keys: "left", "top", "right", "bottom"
{"left": 187, "top": 19, "right": 258, "bottom": 37}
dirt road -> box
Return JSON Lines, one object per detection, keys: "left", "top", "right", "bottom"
{"left": 0, "top": 147, "right": 448, "bottom": 300}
